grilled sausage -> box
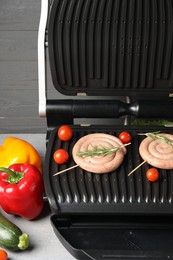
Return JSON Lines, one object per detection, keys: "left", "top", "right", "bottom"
{"left": 72, "top": 133, "right": 127, "bottom": 174}
{"left": 139, "top": 133, "right": 173, "bottom": 169}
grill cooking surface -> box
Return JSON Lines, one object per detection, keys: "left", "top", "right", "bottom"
{"left": 44, "top": 126, "right": 173, "bottom": 215}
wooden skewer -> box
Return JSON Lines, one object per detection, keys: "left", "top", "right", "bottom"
{"left": 128, "top": 160, "right": 147, "bottom": 176}
{"left": 53, "top": 164, "right": 79, "bottom": 176}
{"left": 53, "top": 143, "right": 131, "bottom": 176}
{"left": 54, "top": 159, "right": 147, "bottom": 177}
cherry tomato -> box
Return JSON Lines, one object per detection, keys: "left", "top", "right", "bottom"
{"left": 118, "top": 131, "right": 132, "bottom": 144}
{"left": 58, "top": 125, "right": 73, "bottom": 141}
{"left": 0, "top": 249, "right": 8, "bottom": 260}
{"left": 146, "top": 168, "right": 159, "bottom": 182}
{"left": 53, "top": 149, "right": 69, "bottom": 164}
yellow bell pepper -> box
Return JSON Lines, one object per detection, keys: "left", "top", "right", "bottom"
{"left": 0, "top": 137, "right": 42, "bottom": 173}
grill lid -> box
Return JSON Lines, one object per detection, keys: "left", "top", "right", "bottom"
{"left": 48, "top": 0, "right": 173, "bottom": 96}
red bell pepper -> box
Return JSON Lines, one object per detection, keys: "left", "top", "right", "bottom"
{"left": 0, "top": 164, "right": 44, "bottom": 220}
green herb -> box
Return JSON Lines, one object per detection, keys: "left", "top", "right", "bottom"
{"left": 76, "top": 143, "right": 130, "bottom": 158}
{"left": 139, "top": 131, "right": 173, "bottom": 146}
{"left": 132, "top": 120, "right": 173, "bottom": 126}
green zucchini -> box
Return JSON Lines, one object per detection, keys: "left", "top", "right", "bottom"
{"left": 0, "top": 212, "right": 29, "bottom": 251}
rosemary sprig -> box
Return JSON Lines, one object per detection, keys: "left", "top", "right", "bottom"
{"left": 139, "top": 131, "right": 173, "bottom": 146}
{"left": 76, "top": 143, "right": 131, "bottom": 158}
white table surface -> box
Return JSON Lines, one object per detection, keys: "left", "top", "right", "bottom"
{"left": 0, "top": 134, "right": 75, "bottom": 260}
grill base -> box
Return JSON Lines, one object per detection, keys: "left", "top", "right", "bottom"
{"left": 51, "top": 214, "right": 173, "bottom": 260}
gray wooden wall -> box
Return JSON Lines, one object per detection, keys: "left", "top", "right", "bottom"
{"left": 0, "top": 0, "right": 47, "bottom": 133}
{"left": 0, "top": 0, "right": 126, "bottom": 134}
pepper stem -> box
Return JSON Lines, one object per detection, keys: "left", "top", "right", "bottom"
{"left": 18, "top": 233, "right": 29, "bottom": 250}
{"left": 0, "top": 167, "right": 24, "bottom": 184}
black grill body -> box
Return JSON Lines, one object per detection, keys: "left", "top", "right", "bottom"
{"left": 41, "top": 0, "right": 173, "bottom": 259}
{"left": 44, "top": 126, "right": 173, "bottom": 259}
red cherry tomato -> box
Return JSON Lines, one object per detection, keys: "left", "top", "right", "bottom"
{"left": 53, "top": 149, "right": 69, "bottom": 164}
{"left": 58, "top": 125, "right": 73, "bottom": 141}
{"left": 146, "top": 168, "right": 159, "bottom": 182}
{"left": 118, "top": 131, "right": 132, "bottom": 144}
{"left": 0, "top": 249, "right": 8, "bottom": 260}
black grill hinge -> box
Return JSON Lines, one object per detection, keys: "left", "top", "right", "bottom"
{"left": 46, "top": 98, "right": 173, "bottom": 138}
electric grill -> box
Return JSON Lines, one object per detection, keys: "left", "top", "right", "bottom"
{"left": 38, "top": 0, "right": 173, "bottom": 259}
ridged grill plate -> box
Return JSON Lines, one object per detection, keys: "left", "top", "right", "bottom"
{"left": 44, "top": 126, "right": 173, "bottom": 214}
{"left": 48, "top": 0, "right": 173, "bottom": 96}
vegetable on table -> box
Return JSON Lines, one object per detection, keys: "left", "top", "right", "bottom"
{"left": 0, "top": 164, "right": 44, "bottom": 220}
{"left": 58, "top": 125, "right": 73, "bottom": 141}
{"left": 0, "top": 212, "right": 29, "bottom": 251}
{"left": 0, "top": 137, "right": 42, "bottom": 173}
{"left": 0, "top": 249, "right": 8, "bottom": 260}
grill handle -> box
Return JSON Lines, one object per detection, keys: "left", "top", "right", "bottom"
{"left": 47, "top": 99, "right": 173, "bottom": 119}
{"left": 131, "top": 100, "right": 173, "bottom": 118}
